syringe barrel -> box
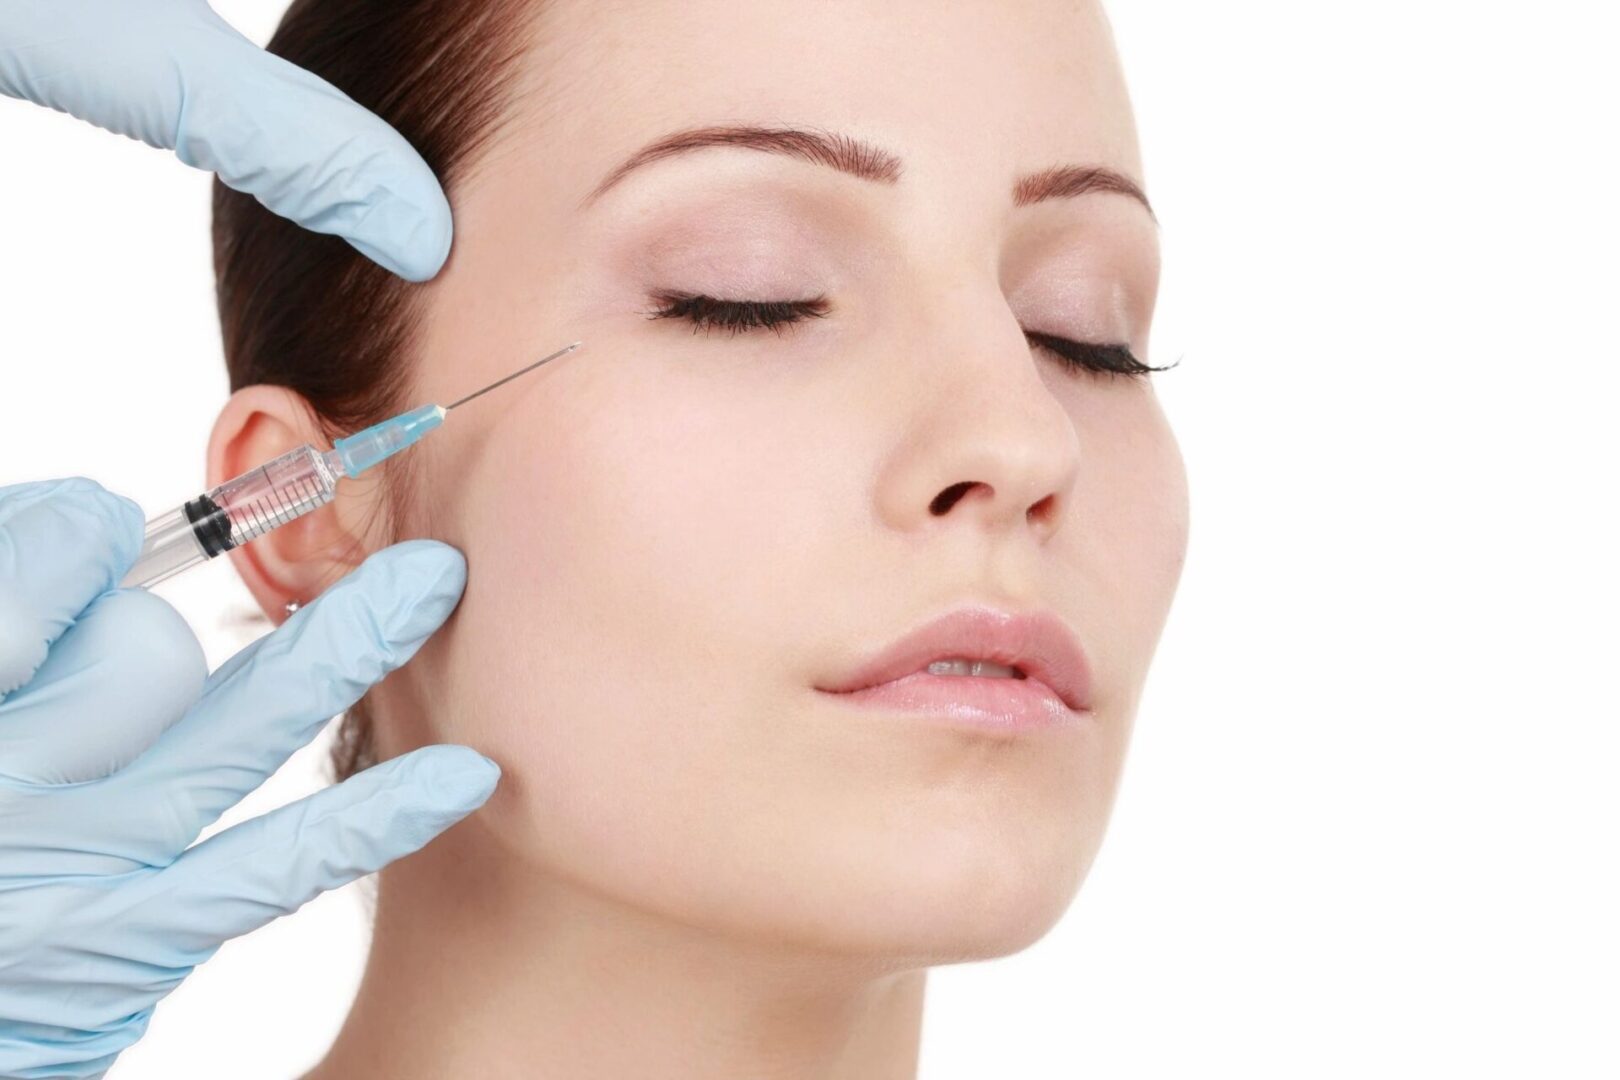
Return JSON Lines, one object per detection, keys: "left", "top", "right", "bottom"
{"left": 121, "top": 444, "right": 343, "bottom": 589}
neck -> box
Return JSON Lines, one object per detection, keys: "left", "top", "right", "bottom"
{"left": 307, "top": 820, "right": 927, "bottom": 1080}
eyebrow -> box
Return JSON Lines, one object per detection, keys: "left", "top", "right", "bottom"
{"left": 580, "top": 124, "right": 1154, "bottom": 220}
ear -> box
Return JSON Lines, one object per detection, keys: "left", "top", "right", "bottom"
{"left": 207, "top": 387, "right": 389, "bottom": 625}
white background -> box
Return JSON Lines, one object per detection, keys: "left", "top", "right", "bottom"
{"left": 2, "top": 2, "right": 1616, "bottom": 1077}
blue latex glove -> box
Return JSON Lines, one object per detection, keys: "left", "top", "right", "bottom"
{"left": 0, "top": 0, "right": 451, "bottom": 281}
{"left": 0, "top": 479, "right": 499, "bottom": 1079}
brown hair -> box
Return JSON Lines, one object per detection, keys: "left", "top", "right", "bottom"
{"left": 213, "top": 0, "right": 534, "bottom": 782}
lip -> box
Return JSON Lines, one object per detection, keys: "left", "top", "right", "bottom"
{"left": 815, "top": 606, "right": 1093, "bottom": 728}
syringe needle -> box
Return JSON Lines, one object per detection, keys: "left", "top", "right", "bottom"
{"left": 444, "top": 341, "right": 583, "bottom": 411}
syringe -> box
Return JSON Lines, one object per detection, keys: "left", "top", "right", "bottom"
{"left": 121, "top": 341, "right": 582, "bottom": 589}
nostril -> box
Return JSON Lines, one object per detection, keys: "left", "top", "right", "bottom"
{"left": 929, "top": 481, "right": 977, "bottom": 515}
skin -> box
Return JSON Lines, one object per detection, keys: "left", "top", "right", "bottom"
{"left": 211, "top": 0, "right": 1188, "bottom": 1075}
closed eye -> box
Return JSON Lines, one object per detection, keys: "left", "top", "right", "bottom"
{"left": 643, "top": 291, "right": 1178, "bottom": 379}
{"left": 643, "top": 290, "right": 830, "bottom": 336}
{"left": 1022, "top": 331, "right": 1177, "bottom": 380}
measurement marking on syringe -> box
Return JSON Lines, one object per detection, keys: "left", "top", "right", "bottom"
{"left": 230, "top": 471, "right": 327, "bottom": 543}
{"left": 267, "top": 483, "right": 296, "bottom": 525}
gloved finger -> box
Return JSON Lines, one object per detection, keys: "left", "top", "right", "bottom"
{"left": 0, "top": 1019, "right": 131, "bottom": 1080}
{"left": 0, "top": 750, "right": 486, "bottom": 1074}
{"left": 0, "top": 0, "right": 451, "bottom": 281}
{"left": 0, "top": 587, "right": 203, "bottom": 786}
{"left": 124, "top": 745, "right": 497, "bottom": 957}
{"left": 82, "top": 540, "right": 467, "bottom": 865}
{"left": 0, "top": 477, "right": 144, "bottom": 700}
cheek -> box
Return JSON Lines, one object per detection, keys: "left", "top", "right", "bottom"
{"left": 435, "top": 357, "right": 830, "bottom": 877}
{"left": 1065, "top": 385, "right": 1190, "bottom": 701}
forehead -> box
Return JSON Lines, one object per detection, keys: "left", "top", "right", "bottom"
{"left": 502, "top": 0, "right": 1142, "bottom": 190}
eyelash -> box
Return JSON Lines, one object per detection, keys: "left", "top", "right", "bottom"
{"left": 642, "top": 290, "right": 1175, "bottom": 379}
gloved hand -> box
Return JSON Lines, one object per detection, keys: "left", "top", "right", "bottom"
{"left": 0, "top": 0, "right": 451, "bottom": 281}
{"left": 0, "top": 478, "right": 499, "bottom": 1080}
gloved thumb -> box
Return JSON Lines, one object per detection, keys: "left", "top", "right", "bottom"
{"left": 0, "top": 477, "right": 144, "bottom": 700}
{"left": 0, "top": 0, "right": 451, "bottom": 281}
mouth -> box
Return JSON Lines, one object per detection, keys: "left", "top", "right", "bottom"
{"left": 815, "top": 606, "right": 1094, "bottom": 722}
{"left": 818, "top": 668, "right": 1078, "bottom": 731}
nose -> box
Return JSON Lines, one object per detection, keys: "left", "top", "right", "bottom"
{"left": 873, "top": 278, "right": 1083, "bottom": 543}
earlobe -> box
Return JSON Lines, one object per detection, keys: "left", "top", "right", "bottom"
{"left": 206, "top": 387, "right": 385, "bottom": 624}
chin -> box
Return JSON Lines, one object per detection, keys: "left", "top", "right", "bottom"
{"left": 890, "top": 844, "right": 1093, "bottom": 964}
{"left": 723, "top": 823, "right": 1101, "bottom": 968}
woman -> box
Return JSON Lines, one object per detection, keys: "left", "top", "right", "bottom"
{"left": 211, "top": 0, "right": 1188, "bottom": 1074}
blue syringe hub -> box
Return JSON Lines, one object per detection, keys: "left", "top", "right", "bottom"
{"left": 332, "top": 404, "right": 446, "bottom": 477}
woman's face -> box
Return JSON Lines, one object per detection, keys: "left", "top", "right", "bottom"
{"left": 373, "top": 0, "right": 1187, "bottom": 963}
